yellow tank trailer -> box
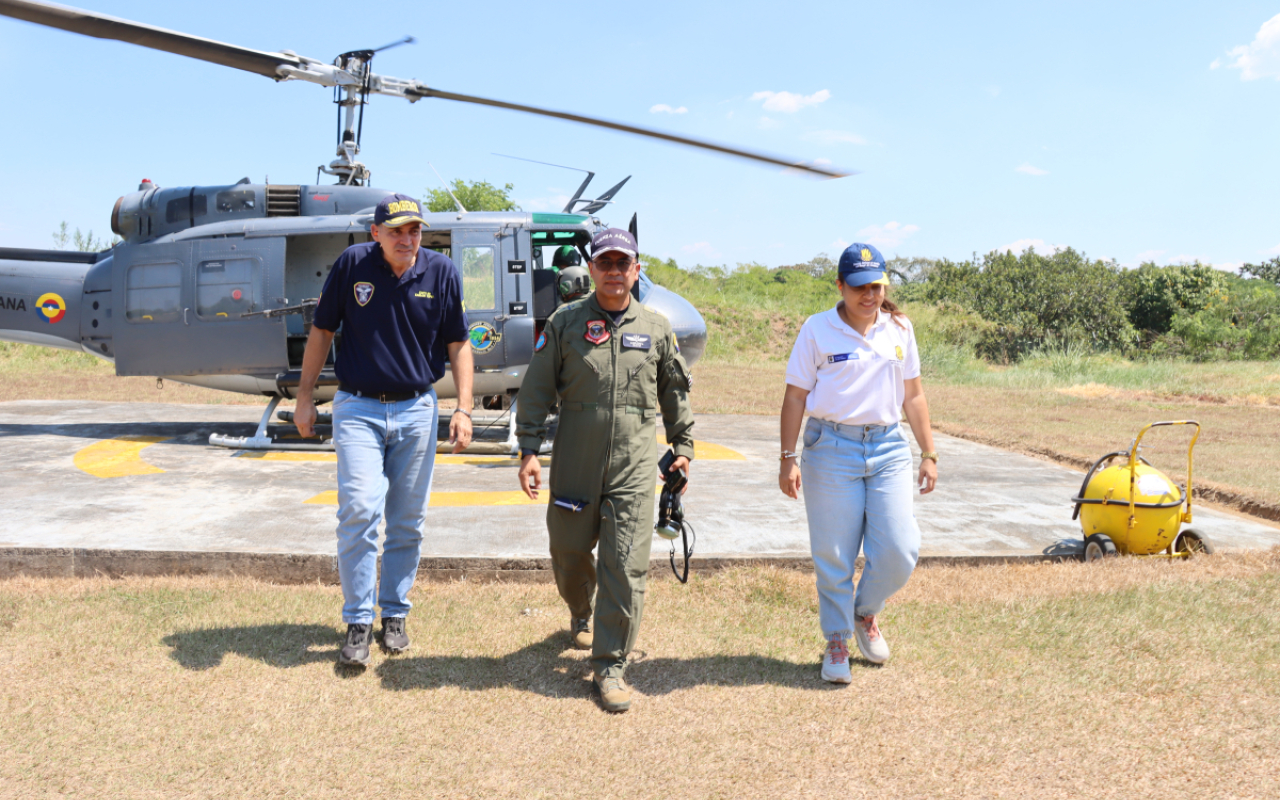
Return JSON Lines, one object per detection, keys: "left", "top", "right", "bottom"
{"left": 1070, "top": 421, "right": 1213, "bottom": 561}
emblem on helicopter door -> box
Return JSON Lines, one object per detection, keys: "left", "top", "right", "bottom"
{"left": 353, "top": 282, "right": 375, "bottom": 306}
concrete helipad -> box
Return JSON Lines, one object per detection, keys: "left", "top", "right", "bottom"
{"left": 2, "top": 400, "right": 1277, "bottom": 580}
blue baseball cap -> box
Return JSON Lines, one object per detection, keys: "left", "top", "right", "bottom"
{"left": 374, "top": 193, "right": 427, "bottom": 228}
{"left": 590, "top": 228, "right": 638, "bottom": 259}
{"left": 838, "top": 242, "right": 889, "bottom": 286}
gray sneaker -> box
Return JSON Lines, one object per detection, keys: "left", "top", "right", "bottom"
{"left": 821, "top": 633, "right": 852, "bottom": 684}
{"left": 854, "top": 614, "right": 890, "bottom": 664}
{"left": 339, "top": 623, "right": 373, "bottom": 666}
{"left": 381, "top": 617, "right": 410, "bottom": 654}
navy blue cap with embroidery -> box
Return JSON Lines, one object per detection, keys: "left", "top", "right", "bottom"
{"left": 590, "top": 228, "right": 638, "bottom": 259}
{"left": 374, "top": 193, "right": 427, "bottom": 228}
{"left": 837, "top": 242, "right": 889, "bottom": 287}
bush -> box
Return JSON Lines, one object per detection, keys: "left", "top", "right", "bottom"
{"left": 1120, "top": 262, "right": 1228, "bottom": 335}
{"left": 1158, "top": 276, "right": 1280, "bottom": 361}
{"left": 914, "top": 248, "right": 1135, "bottom": 362}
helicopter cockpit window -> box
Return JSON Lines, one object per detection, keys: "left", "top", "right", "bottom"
{"left": 125, "top": 263, "right": 182, "bottom": 324}
{"left": 197, "top": 259, "right": 258, "bottom": 320}
{"left": 215, "top": 189, "right": 257, "bottom": 213}
{"left": 458, "top": 245, "right": 496, "bottom": 310}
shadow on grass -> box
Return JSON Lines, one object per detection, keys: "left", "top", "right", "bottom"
{"left": 162, "top": 623, "right": 339, "bottom": 670}
{"left": 375, "top": 632, "right": 845, "bottom": 697}
{"left": 162, "top": 625, "right": 855, "bottom": 695}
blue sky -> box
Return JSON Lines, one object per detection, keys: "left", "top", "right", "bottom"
{"left": 2, "top": 1, "right": 1278, "bottom": 271}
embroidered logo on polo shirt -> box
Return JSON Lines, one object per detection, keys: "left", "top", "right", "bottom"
{"left": 584, "top": 320, "right": 610, "bottom": 345}
{"left": 895, "top": 345, "right": 904, "bottom": 360}
{"left": 415, "top": 291, "right": 433, "bottom": 298}
{"left": 354, "top": 282, "right": 374, "bottom": 306}
{"left": 827, "top": 353, "right": 858, "bottom": 363}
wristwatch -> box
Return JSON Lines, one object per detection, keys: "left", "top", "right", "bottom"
{"left": 920, "top": 451, "right": 939, "bottom": 462}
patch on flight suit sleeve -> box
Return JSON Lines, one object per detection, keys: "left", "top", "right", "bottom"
{"left": 535, "top": 331, "right": 548, "bottom": 352}
{"left": 671, "top": 333, "right": 680, "bottom": 353}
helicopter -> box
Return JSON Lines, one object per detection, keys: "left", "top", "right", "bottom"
{"left": 0, "top": 0, "right": 849, "bottom": 451}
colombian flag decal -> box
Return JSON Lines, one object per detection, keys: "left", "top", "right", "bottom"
{"left": 36, "top": 292, "right": 66, "bottom": 324}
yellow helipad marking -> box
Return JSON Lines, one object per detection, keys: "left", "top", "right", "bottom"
{"left": 305, "top": 489, "right": 544, "bottom": 506}
{"left": 73, "top": 436, "right": 169, "bottom": 478}
{"left": 246, "top": 453, "right": 550, "bottom": 466}
{"left": 304, "top": 486, "right": 663, "bottom": 507}
{"left": 659, "top": 434, "right": 746, "bottom": 461}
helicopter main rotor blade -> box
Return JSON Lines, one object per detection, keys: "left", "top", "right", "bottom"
{"left": 408, "top": 86, "right": 852, "bottom": 179}
{"left": 0, "top": 0, "right": 300, "bottom": 79}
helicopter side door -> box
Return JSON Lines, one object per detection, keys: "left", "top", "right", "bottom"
{"left": 452, "top": 228, "right": 504, "bottom": 368}
{"left": 112, "top": 237, "right": 289, "bottom": 376}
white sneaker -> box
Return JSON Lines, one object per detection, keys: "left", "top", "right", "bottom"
{"left": 821, "top": 633, "right": 852, "bottom": 684}
{"left": 854, "top": 614, "right": 890, "bottom": 664}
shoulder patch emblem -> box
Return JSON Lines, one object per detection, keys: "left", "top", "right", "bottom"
{"left": 354, "top": 282, "right": 375, "bottom": 307}
{"left": 671, "top": 333, "right": 680, "bottom": 354}
{"left": 584, "top": 319, "right": 610, "bottom": 346}
{"left": 534, "top": 331, "right": 548, "bottom": 352}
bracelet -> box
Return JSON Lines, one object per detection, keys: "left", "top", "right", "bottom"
{"left": 452, "top": 408, "right": 472, "bottom": 418}
{"left": 780, "top": 451, "right": 797, "bottom": 461}
{"left": 920, "top": 451, "right": 938, "bottom": 462}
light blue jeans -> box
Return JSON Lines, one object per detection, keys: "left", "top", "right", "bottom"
{"left": 332, "top": 389, "right": 439, "bottom": 624}
{"left": 800, "top": 417, "right": 921, "bottom": 636}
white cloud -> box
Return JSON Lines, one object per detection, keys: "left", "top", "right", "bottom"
{"left": 831, "top": 238, "right": 850, "bottom": 251}
{"left": 997, "top": 238, "right": 1065, "bottom": 254}
{"left": 649, "top": 104, "right": 688, "bottom": 114}
{"left": 1135, "top": 249, "right": 1166, "bottom": 262}
{"left": 855, "top": 221, "right": 920, "bottom": 251}
{"left": 1266, "top": 242, "right": 1280, "bottom": 254}
{"left": 1016, "top": 163, "right": 1049, "bottom": 176}
{"left": 813, "top": 158, "right": 833, "bottom": 166}
{"left": 750, "top": 89, "right": 831, "bottom": 113}
{"left": 757, "top": 116, "right": 782, "bottom": 129}
{"left": 682, "top": 241, "right": 722, "bottom": 261}
{"left": 804, "top": 129, "right": 867, "bottom": 145}
{"left": 1216, "top": 14, "right": 1280, "bottom": 80}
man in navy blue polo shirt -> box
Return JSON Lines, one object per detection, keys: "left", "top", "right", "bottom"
{"left": 293, "top": 193, "right": 473, "bottom": 667}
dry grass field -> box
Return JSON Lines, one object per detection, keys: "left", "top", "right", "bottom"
{"left": 3, "top": 556, "right": 1279, "bottom": 798}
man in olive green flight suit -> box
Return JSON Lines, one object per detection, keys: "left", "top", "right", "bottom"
{"left": 516, "top": 227, "right": 695, "bottom": 713}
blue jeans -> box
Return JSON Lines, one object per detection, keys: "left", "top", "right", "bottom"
{"left": 332, "top": 389, "right": 439, "bottom": 624}
{"left": 800, "top": 418, "right": 920, "bottom": 636}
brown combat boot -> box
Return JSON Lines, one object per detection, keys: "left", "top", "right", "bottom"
{"left": 593, "top": 674, "right": 632, "bottom": 713}
{"left": 570, "top": 617, "right": 592, "bottom": 650}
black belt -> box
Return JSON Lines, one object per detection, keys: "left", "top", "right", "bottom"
{"left": 338, "top": 384, "right": 426, "bottom": 403}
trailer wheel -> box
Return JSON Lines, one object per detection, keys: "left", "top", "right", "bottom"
{"left": 1174, "top": 529, "right": 1214, "bottom": 557}
{"left": 1084, "top": 534, "right": 1118, "bottom": 562}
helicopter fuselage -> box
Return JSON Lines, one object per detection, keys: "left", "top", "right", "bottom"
{"left": 0, "top": 181, "right": 707, "bottom": 402}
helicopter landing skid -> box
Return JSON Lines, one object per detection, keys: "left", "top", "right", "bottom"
{"left": 208, "top": 396, "right": 336, "bottom": 452}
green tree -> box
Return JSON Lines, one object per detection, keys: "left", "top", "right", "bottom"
{"left": 424, "top": 180, "right": 520, "bottom": 213}
{"left": 1240, "top": 256, "right": 1280, "bottom": 286}
{"left": 1120, "top": 261, "right": 1227, "bottom": 334}
{"left": 52, "top": 221, "right": 116, "bottom": 252}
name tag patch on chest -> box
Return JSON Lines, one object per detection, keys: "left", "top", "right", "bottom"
{"left": 584, "top": 320, "right": 610, "bottom": 345}
{"left": 621, "top": 333, "right": 651, "bottom": 350}
{"left": 827, "top": 353, "right": 858, "bottom": 363}
{"left": 354, "top": 282, "right": 375, "bottom": 307}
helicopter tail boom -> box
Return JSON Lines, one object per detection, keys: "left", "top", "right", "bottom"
{"left": 0, "top": 248, "right": 97, "bottom": 355}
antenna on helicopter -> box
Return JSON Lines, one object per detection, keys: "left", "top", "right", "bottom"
{"left": 490, "top": 154, "right": 595, "bottom": 214}
{"left": 428, "top": 163, "right": 467, "bottom": 213}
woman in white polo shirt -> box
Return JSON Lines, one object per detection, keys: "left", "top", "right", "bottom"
{"left": 779, "top": 242, "right": 937, "bottom": 682}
